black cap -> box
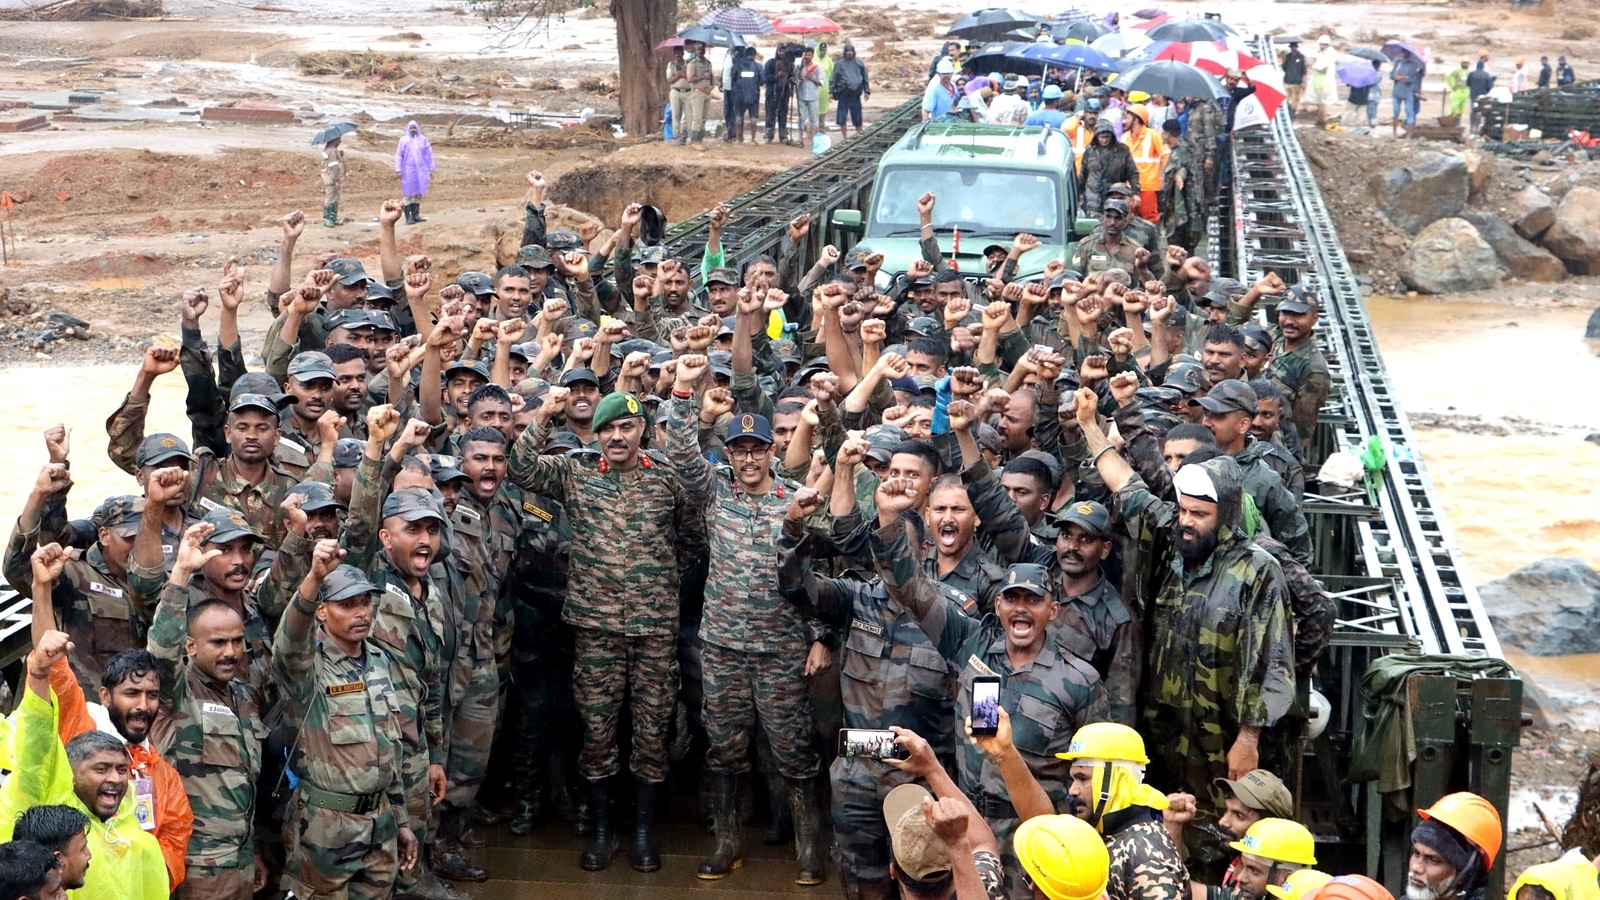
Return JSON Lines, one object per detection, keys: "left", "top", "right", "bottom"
{"left": 136, "top": 433, "right": 195, "bottom": 469}
{"left": 1049, "top": 500, "right": 1111, "bottom": 538}
{"left": 545, "top": 230, "right": 584, "bottom": 252}
{"left": 635, "top": 245, "right": 670, "bottom": 265}
{"left": 289, "top": 480, "right": 345, "bottom": 512}
{"left": 559, "top": 367, "right": 600, "bottom": 386}
{"left": 333, "top": 438, "right": 363, "bottom": 468}
{"left": 1239, "top": 323, "right": 1272, "bottom": 353}
{"left": 364, "top": 282, "right": 396, "bottom": 305}
{"left": 1000, "top": 563, "right": 1051, "bottom": 597}
{"left": 1163, "top": 362, "right": 1208, "bottom": 395}
{"left": 724, "top": 412, "right": 774, "bottom": 446}
{"left": 457, "top": 272, "right": 495, "bottom": 297}
{"left": 326, "top": 258, "right": 369, "bottom": 286}
{"left": 319, "top": 564, "right": 378, "bottom": 604}
{"left": 428, "top": 454, "right": 470, "bottom": 484}
{"left": 229, "top": 392, "right": 292, "bottom": 417}
{"left": 444, "top": 359, "right": 490, "bottom": 382}
{"left": 1190, "top": 379, "right": 1258, "bottom": 415}
{"left": 231, "top": 372, "right": 282, "bottom": 400}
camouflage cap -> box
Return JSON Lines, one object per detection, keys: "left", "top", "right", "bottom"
{"left": 444, "top": 359, "right": 491, "bottom": 382}
{"left": 1102, "top": 198, "right": 1131, "bottom": 217}
{"left": 1276, "top": 284, "right": 1316, "bottom": 314}
{"left": 93, "top": 495, "right": 146, "bottom": 538}
{"left": 333, "top": 438, "right": 364, "bottom": 469}
{"left": 1163, "top": 361, "right": 1208, "bottom": 395}
{"left": 230, "top": 371, "right": 283, "bottom": 400}
{"left": 289, "top": 480, "right": 344, "bottom": 512}
{"left": 516, "top": 244, "right": 554, "bottom": 270}
{"left": 1190, "top": 378, "right": 1258, "bottom": 415}
{"left": 634, "top": 245, "right": 670, "bottom": 265}
{"left": 611, "top": 337, "right": 657, "bottom": 360}
{"left": 202, "top": 507, "right": 262, "bottom": 545}
{"left": 647, "top": 348, "right": 676, "bottom": 370}
{"left": 228, "top": 392, "right": 292, "bottom": 417}
{"left": 545, "top": 430, "right": 585, "bottom": 454}
{"left": 1000, "top": 563, "right": 1051, "bottom": 597}
{"left": 724, "top": 412, "right": 773, "bottom": 446}
{"left": 545, "top": 230, "right": 583, "bottom": 252}
{"left": 977, "top": 423, "right": 1003, "bottom": 454}
{"left": 716, "top": 317, "right": 736, "bottom": 338}
{"left": 136, "top": 433, "right": 194, "bottom": 469}
{"left": 381, "top": 486, "right": 447, "bottom": 523}
{"left": 843, "top": 247, "right": 872, "bottom": 270}
{"left": 428, "top": 454, "right": 470, "bottom": 484}
{"left": 1049, "top": 500, "right": 1111, "bottom": 539}
{"left": 326, "top": 257, "right": 370, "bottom": 286}
{"left": 708, "top": 349, "right": 734, "bottom": 376}
{"left": 1203, "top": 278, "right": 1246, "bottom": 308}
{"left": 908, "top": 316, "right": 940, "bottom": 336}
{"left": 705, "top": 266, "right": 740, "bottom": 286}
{"left": 771, "top": 339, "right": 801, "bottom": 364}
{"left": 1106, "top": 181, "right": 1137, "bottom": 198}
{"left": 1240, "top": 323, "right": 1273, "bottom": 353}
{"left": 865, "top": 424, "right": 908, "bottom": 463}
{"left": 287, "top": 351, "right": 337, "bottom": 383}
{"left": 319, "top": 563, "right": 378, "bottom": 604}
{"left": 457, "top": 272, "right": 495, "bottom": 296}
{"left": 591, "top": 391, "right": 646, "bottom": 431}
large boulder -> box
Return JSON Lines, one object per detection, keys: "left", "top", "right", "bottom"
{"left": 1506, "top": 185, "right": 1556, "bottom": 241}
{"left": 1372, "top": 152, "right": 1470, "bottom": 235}
{"left": 1541, "top": 186, "right": 1600, "bottom": 274}
{"left": 1481, "top": 557, "right": 1600, "bottom": 656}
{"left": 1397, "top": 218, "right": 1501, "bottom": 293}
{"left": 1587, "top": 306, "right": 1600, "bottom": 340}
{"left": 1461, "top": 212, "right": 1566, "bottom": 283}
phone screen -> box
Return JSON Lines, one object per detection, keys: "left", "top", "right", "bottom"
{"left": 971, "top": 677, "right": 1001, "bottom": 736}
{"left": 837, "top": 729, "right": 906, "bottom": 760}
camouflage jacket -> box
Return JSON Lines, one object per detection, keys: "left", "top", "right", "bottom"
{"left": 270, "top": 593, "right": 408, "bottom": 825}
{"left": 665, "top": 397, "right": 811, "bottom": 654}
{"left": 503, "top": 482, "right": 570, "bottom": 609}
{"left": 871, "top": 513, "right": 1109, "bottom": 815}
{"left": 1114, "top": 475, "right": 1296, "bottom": 738}
{"left": 506, "top": 418, "right": 695, "bottom": 637}
{"left": 1106, "top": 816, "right": 1192, "bottom": 900}
{"left": 777, "top": 514, "right": 962, "bottom": 772}
{"left": 135, "top": 564, "right": 276, "bottom": 711}
{"left": 1252, "top": 439, "right": 1306, "bottom": 503}
{"left": 6, "top": 534, "right": 148, "bottom": 698}
{"left": 365, "top": 551, "right": 451, "bottom": 767}
{"left": 103, "top": 392, "right": 328, "bottom": 489}
{"left": 449, "top": 488, "right": 519, "bottom": 666}
{"left": 147, "top": 572, "right": 265, "bottom": 868}
{"left": 1251, "top": 534, "right": 1335, "bottom": 681}
{"left": 191, "top": 451, "right": 307, "bottom": 552}
{"left": 1266, "top": 337, "right": 1330, "bottom": 455}
{"left": 1233, "top": 441, "right": 1312, "bottom": 567}
{"left": 1051, "top": 575, "right": 1141, "bottom": 726}
{"left": 1070, "top": 228, "right": 1147, "bottom": 280}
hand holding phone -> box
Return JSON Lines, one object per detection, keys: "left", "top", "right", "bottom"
{"left": 838, "top": 728, "right": 910, "bottom": 761}
{"left": 970, "top": 676, "right": 1001, "bottom": 737}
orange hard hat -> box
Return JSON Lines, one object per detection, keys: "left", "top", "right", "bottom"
{"left": 1309, "top": 875, "right": 1395, "bottom": 900}
{"left": 1418, "top": 792, "right": 1503, "bottom": 866}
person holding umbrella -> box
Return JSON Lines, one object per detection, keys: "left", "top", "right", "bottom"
{"left": 1390, "top": 49, "right": 1422, "bottom": 135}
{"left": 320, "top": 135, "right": 345, "bottom": 228}
{"left": 394, "top": 121, "right": 433, "bottom": 225}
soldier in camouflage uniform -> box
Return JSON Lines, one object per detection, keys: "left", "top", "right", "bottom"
{"left": 663, "top": 354, "right": 824, "bottom": 885}
{"left": 505, "top": 388, "right": 695, "bottom": 874}
{"left": 1072, "top": 391, "right": 1295, "bottom": 812}
{"left": 1071, "top": 201, "right": 1153, "bottom": 280}
{"left": 1045, "top": 501, "right": 1141, "bottom": 727}
{"left": 1227, "top": 285, "right": 1330, "bottom": 460}
{"left": 274, "top": 543, "right": 417, "bottom": 900}
{"left": 870, "top": 475, "right": 1108, "bottom": 900}
{"left": 145, "top": 526, "right": 266, "bottom": 900}
{"left": 436, "top": 426, "right": 520, "bottom": 883}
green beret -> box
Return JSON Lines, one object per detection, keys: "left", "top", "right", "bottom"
{"left": 592, "top": 391, "right": 646, "bottom": 431}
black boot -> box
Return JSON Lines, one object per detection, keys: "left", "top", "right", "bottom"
{"left": 630, "top": 779, "right": 661, "bottom": 873}
{"left": 697, "top": 773, "right": 743, "bottom": 880}
{"left": 762, "top": 773, "right": 791, "bottom": 845}
{"left": 433, "top": 810, "right": 488, "bottom": 883}
{"left": 410, "top": 202, "right": 427, "bottom": 223}
{"left": 547, "top": 750, "right": 577, "bottom": 826}
{"left": 508, "top": 749, "right": 543, "bottom": 836}
{"left": 788, "top": 777, "right": 825, "bottom": 886}
{"left": 579, "top": 779, "right": 617, "bottom": 871}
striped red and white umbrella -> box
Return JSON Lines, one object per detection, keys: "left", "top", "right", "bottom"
{"left": 1152, "top": 38, "right": 1257, "bottom": 71}
{"left": 1231, "top": 66, "right": 1286, "bottom": 130}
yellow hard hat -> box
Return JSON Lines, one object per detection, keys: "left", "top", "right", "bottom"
{"left": 1229, "top": 818, "right": 1319, "bottom": 868}
{"left": 1015, "top": 815, "right": 1111, "bottom": 900}
{"left": 1127, "top": 90, "right": 1150, "bottom": 103}
{"left": 1056, "top": 722, "right": 1149, "bottom": 764}
{"left": 1508, "top": 849, "right": 1600, "bottom": 900}
{"left": 1268, "top": 870, "right": 1334, "bottom": 900}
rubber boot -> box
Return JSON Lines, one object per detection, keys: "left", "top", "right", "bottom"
{"left": 762, "top": 773, "right": 791, "bottom": 845}
{"left": 323, "top": 203, "right": 338, "bottom": 227}
{"left": 697, "top": 773, "right": 744, "bottom": 880}
{"left": 630, "top": 778, "right": 662, "bottom": 872}
{"left": 433, "top": 810, "right": 488, "bottom": 883}
{"left": 788, "top": 778, "right": 825, "bottom": 886}
{"left": 411, "top": 202, "right": 427, "bottom": 223}
{"left": 548, "top": 750, "right": 577, "bottom": 827}
{"left": 579, "top": 779, "right": 617, "bottom": 871}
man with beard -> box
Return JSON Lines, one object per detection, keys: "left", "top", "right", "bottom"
{"left": 506, "top": 388, "right": 695, "bottom": 874}
{"left": 140, "top": 528, "right": 268, "bottom": 900}
{"left": 1244, "top": 381, "right": 1304, "bottom": 502}
{"left": 666, "top": 355, "right": 825, "bottom": 885}
{"left": 1057, "top": 724, "right": 1189, "bottom": 900}
{"left": 325, "top": 344, "right": 372, "bottom": 439}
{"left": 0, "top": 626, "right": 168, "bottom": 900}
{"left": 1045, "top": 501, "right": 1139, "bottom": 727}
{"left": 1073, "top": 387, "right": 1294, "bottom": 810}
{"left": 555, "top": 369, "right": 602, "bottom": 448}
{"left": 1190, "top": 381, "right": 1311, "bottom": 566}
{"left": 872, "top": 476, "right": 1108, "bottom": 900}
{"left": 12, "top": 806, "right": 92, "bottom": 893}
{"left": 28, "top": 541, "right": 192, "bottom": 893}
{"left": 275, "top": 541, "right": 417, "bottom": 900}
{"left": 133, "top": 478, "right": 276, "bottom": 702}
{"left": 1166, "top": 768, "right": 1295, "bottom": 867}
{"left": 1407, "top": 794, "right": 1501, "bottom": 900}
{"left": 1216, "top": 819, "right": 1317, "bottom": 900}
{"left": 436, "top": 427, "right": 519, "bottom": 883}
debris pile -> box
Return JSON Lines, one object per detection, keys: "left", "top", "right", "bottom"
{"left": 0, "top": 0, "right": 161, "bottom": 20}
{"left": 297, "top": 52, "right": 413, "bottom": 80}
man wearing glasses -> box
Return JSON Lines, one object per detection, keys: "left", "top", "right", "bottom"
{"left": 664, "top": 353, "right": 829, "bottom": 887}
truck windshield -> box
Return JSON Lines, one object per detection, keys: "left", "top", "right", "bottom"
{"left": 868, "top": 167, "right": 1062, "bottom": 242}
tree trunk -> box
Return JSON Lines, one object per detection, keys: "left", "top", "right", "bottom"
{"left": 612, "top": 0, "right": 676, "bottom": 136}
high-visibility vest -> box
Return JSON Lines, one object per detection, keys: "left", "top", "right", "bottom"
{"left": 1062, "top": 116, "right": 1094, "bottom": 173}
{"left": 1125, "top": 126, "right": 1167, "bottom": 192}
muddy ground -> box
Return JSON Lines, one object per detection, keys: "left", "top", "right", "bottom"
{"left": 1, "top": 0, "right": 1599, "bottom": 864}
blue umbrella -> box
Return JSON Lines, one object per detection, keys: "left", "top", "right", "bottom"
{"left": 1010, "top": 41, "right": 1117, "bottom": 72}
{"left": 1337, "top": 60, "right": 1380, "bottom": 88}
{"left": 1381, "top": 40, "right": 1423, "bottom": 62}
{"left": 310, "top": 121, "right": 357, "bottom": 146}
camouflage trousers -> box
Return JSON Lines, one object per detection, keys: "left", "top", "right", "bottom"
{"left": 444, "top": 659, "right": 500, "bottom": 807}
{"left": 1141, "top": 705, "right": 1231, "bottom": 809}
{"left": 395, "top": 746, "right": 433, "bottom": 894}
{"left": 831, "top": 756, "right": 922, "bottom": 895}
{"left": 281, "top": 790, "right": 398, "bottom": 900}
{"left": 572, "top": 627, "right": 679, "bottom": 782}
{"left": 175, "top": 863, "right": 252, "bottom": 900}
{"left": 702, "top": 641, "right": 819, "bottom": 779}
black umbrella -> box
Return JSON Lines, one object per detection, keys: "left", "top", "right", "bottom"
{"left": 676, "top": 24, "right": 748, "bottom": 48}
{"left": 1146, "top": 19, "right": 1231, "bottom": 43}
{"left": 1348, "top": 46, "right": 1387, "bottom": 63}
{"left": 947, "top": 7, "right": 1043, "bottom": 42}
{"left": 1061, "top": 20, "right": 1111, "bottom": 42}
{"left": 310, "top": 121, "right": 357, "bottom": 146}
{"left": 963, "top": 40, "right": 1031, "bottom": 72}
{"left": 1115, "top": 60, "right": 1226, "bottom": 99}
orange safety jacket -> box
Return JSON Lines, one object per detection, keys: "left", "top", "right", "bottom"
{"left": 1124, "top": 125, "right": 1168, "bottom": 193}
{"left": 1062, "top": 116, "right": 1095, "bottom": 174}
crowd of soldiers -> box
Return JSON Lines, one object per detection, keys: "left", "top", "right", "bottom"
{"left": 0, "top": 154, "right": 1589, "bottom": 900}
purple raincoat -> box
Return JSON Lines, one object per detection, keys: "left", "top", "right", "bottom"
{"left": 395, "top": 120, "right": 435, "bottom": 196}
